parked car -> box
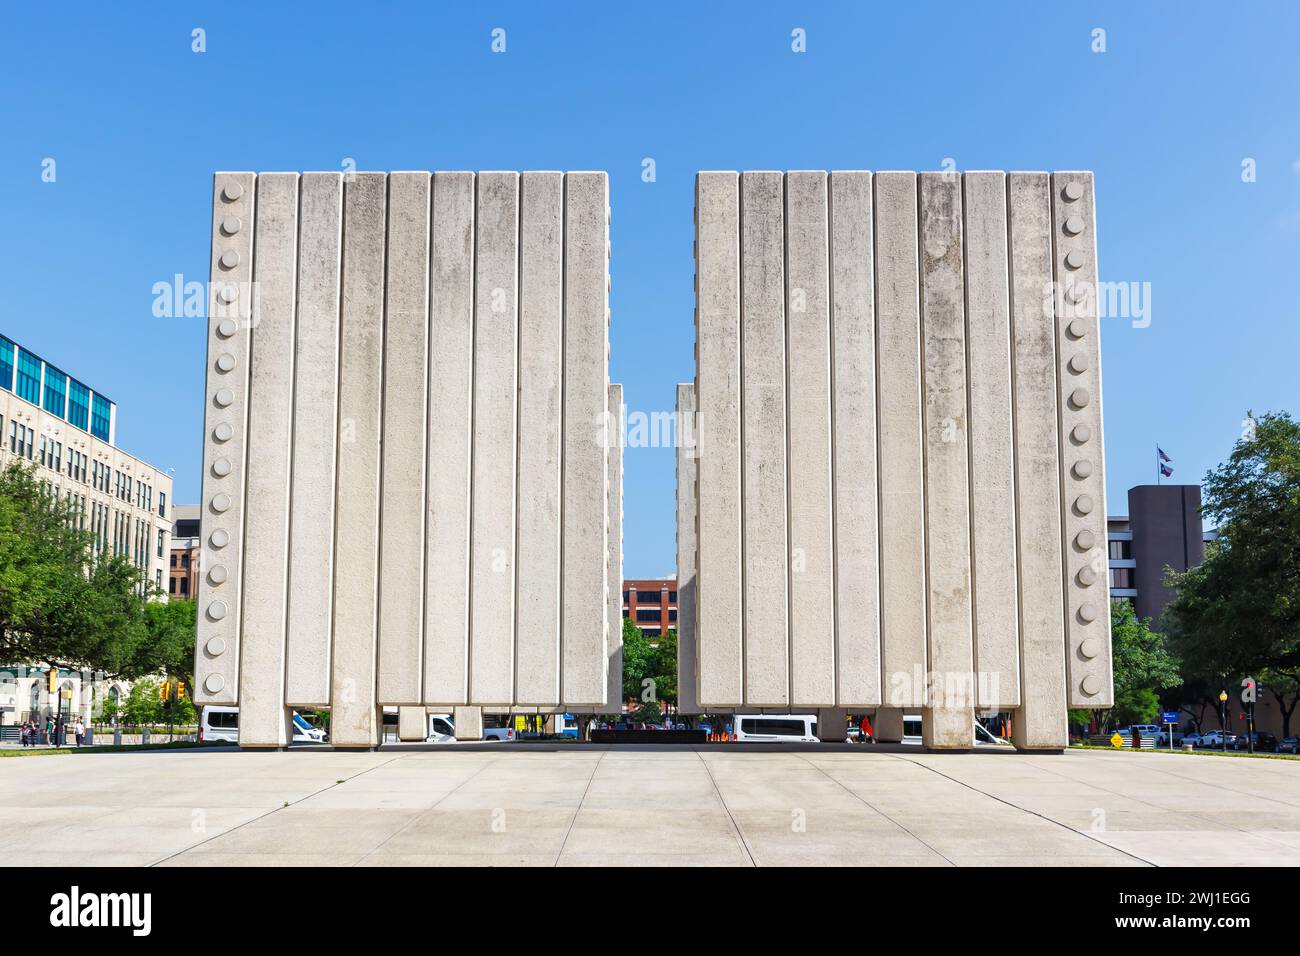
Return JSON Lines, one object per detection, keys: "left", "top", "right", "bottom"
{"left": 1182, "top": 732, "right": 1206, "bottom": 747}
{"left": 1156, "top": 728, "right": 1184, "bottom": 746}
{"left": 1198, "top": 730, "right": 1237, "bottom": 748}
{"left": 1120, "top": 724, "right": 1162, "bottom": 740}
{"left": 1278, "top": 736, "right": 1300, "bottom": 754}
{"left": 1232, "top": 732, "right": 1277, "bottom": 752}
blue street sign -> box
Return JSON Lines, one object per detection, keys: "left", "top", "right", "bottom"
{"left": 1161, "top": 711, "right": 1179, "bottom": 724}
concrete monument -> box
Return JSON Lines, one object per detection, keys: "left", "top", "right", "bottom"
{"left": 193, "top": 171, "right": 618, "bottom": 748}
{"left": 679, "top": 171, "right": 1113, "bottom": 751}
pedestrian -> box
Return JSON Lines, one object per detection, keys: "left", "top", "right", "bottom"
{"left": 75, "top": 719, "right": 85, "bottom": 747}
{"left": 860, "top": 713, "right": 874, "bottom": 744}
{"left": 46, "top": 716, "right": 54, "bottom": 746}
{"left": 19, "top": 722, "right": 27, "bottom": 748}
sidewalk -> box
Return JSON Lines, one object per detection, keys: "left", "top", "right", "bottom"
{"left": 2, "top": 746, "right": 1299, "bottom": 866}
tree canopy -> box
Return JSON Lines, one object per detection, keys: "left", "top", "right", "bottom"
{"left": 0, "top": 461, "right": 168, "bottom": 678}
{"left": 621, "top": 618, "right": 677, "bottom": 711}
{"left": 1164, "top": 411, "right": 1300, "bottom": 732}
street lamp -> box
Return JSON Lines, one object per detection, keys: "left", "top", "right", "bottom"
{"left": 1218, "top": 690, "right": 1229, "bottom": 752}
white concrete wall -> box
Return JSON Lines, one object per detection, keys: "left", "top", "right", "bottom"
{"left": 683, "top": 170, "right": 1113, "bottom": 744}
{"left": 560, "top": 172, "right": 611, "bottom": 706}
{"left": 1052, "top": 173, "right": 1113, "bottom": 710}
{"left": 194, "top": 173, "right": 255, "bottom": 708}
{"left": 739, "top": 171, "right": 788, "bottom": 705}
{"left": 675, "top": 384, "right": 699, "bottom": 714}
{"left": 918, "top": 172, "right": 974, "bottom": 750}
{"left": 694, "top": 172, "right": 744, "bottom": 706}
{"left": 1008, "top": 173, "right": 1068, "bottom": 750}
{"left": 376, "top": 172, "right": 430, "bottom": 705}
{"left": 236, "top": 172, "right": 298, "bottom": 748}
{"left": 195, "top": 171, "right": 616, "bottom": 747}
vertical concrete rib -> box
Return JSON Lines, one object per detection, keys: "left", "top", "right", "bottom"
{"left": 284, "top": 174, "right": 344, "bottom": 706}
{"left": 376, "top": 172, "right": 430, "bottom": 705}
{"left": 561, "top": 171, "right": 610, "bottom": 705}
{"left": 329, "top": 172, "right": 386, "bottom": 747}
{"left": 423, "top": 172, "right": 475, "bottom": 706}
{"left": 784, "top": 171, "right": 836, "bottom": 707}
{"left": 962, "top": 172, "right": 1021, "bottom": 709}
{"left": 1007, "top": 173, "right": 1068, "bottom": 749}
{"left": 195, "top": 172, "right": 255, "bottom": 707}
{"left": 918, "top": 172, "right": 975, "bottom": 749}
{"left": 676, "top": 383, "right": 700, "bottom": 713}
{"left": 739, "top": 171, "right": 789, "bottom": 706}
{"left": 515, "top": 172, "right": 565, "bottom": 705}
{"left": 469, "top": 172, "right": 520, "bottom": 705}
{"left": 828, "top": 171, "right": 881, "bottom": 707}
{"left": 873, "top": 172, "right": 927, "bottom": 708}
{"left": 1051, "top": 172, "right": 1113, "bottom": 709}
{"left": 237, "top": 172, "right": 298, "bottom": 746}
{"left": 694, "top": 173, "right": 743, "bottom": 706}
{"left": 605, "top": 383, "right": 624, "bottom": 713}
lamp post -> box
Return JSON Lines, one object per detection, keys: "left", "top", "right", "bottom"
{"left": 1218, "top": 690, "right": 1229, "bottom": 752}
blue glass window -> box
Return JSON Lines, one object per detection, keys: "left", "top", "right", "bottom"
{"left": 67, "top": 379, "right": 89, "bottom": 430}
{"left": 90, "top": 393, "right": 112, "bottom": 441}
{"left": 0, "top": 338, "right": 13, "bottom": 391}
{"left": 16, "top": 350, "right": 41, "bottom": 405}
{"left": 43, "top": 367, "right": 67, "bottom": 417}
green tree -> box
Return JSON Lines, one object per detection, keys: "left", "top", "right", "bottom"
{"left": 1090, "top": 600, "right": 1181, "bottom": 731}
{"left": 621, "top": 619, "right": 679, "bottom": 718}
{"left": 0, "top": 462, "right": 149, "bottom": 673}
{"left": 1165, "top": 411, "right": 1300, "bottom": 735}
{"left": 652, "top": 628, "right": 678, "bottom": 705}
{"left": 621, "top": 618, "right": 653, "bottom": 703}
{"left": 131, "top": 600, "right": 196, "bottom": 692}
{"left": 123, "top": 677, "right": 164, "bottom": 725}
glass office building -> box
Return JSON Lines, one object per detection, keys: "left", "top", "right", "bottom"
{"left": 0, "top": 335, "right": 114, "bottom": 443}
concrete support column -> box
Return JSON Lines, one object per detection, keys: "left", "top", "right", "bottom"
{"left": 918, "top": 173, "right": 975, "bottom": 752}
{"left": 398, "top": 706, "right": 426, "bottom": 742}
{"left": 236, "top": 172, "right": 298, "bottom": 749}
{"left": 453, "top": 705, "right": 484, "bottom": 741}
{"left": 676, "top": 383, "right": 700, "bottom": 715}
{"left": 874, "top": 708, "right": 904, "bottom": 743}
{"left": 1008, "top": 173, "right": 1068, "bottom": 752}
{"left": 816, "top": 708, "right": 849, "bottom": 743}
{"left": 328, "top": 173, "right": 385, "bottom": 750}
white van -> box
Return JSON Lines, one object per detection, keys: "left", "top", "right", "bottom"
{"left": 427, "top": 713, "right": 456, "bottom": 743}
{"left": 199, "top": 706, "right": 328, "bottom": 744}
{"left": 733, "top": 714, "right": 818, "bottom": 743}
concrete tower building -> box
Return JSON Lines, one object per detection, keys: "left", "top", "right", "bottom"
{"left": 679, "top": 170, "right": 1114, "bottom": 751}
{"left": 192, "top": 171, "right": 619, "bottom": 748}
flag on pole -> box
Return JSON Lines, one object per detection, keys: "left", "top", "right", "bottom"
{"left": 1158, "top": 447, "right": 1172, "bottom": 463}
{"left": 1160, "top": 462, "right": 1173, "bottom": 478}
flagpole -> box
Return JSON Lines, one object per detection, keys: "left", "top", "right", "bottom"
{"left": 1156, "top": 444, "right": 1161, "bottom": 485}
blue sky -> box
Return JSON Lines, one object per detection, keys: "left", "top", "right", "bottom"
{"left": 1, "top": 2, "right": 1297, "bottom": 574}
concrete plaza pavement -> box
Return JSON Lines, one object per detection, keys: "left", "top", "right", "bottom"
{"left": 3, "top": 744, "right": 1300, "bottom": 866}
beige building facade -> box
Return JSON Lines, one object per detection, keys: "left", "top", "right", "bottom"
{"left": 0, "top": 334, "right": 172, "bottom": 596}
